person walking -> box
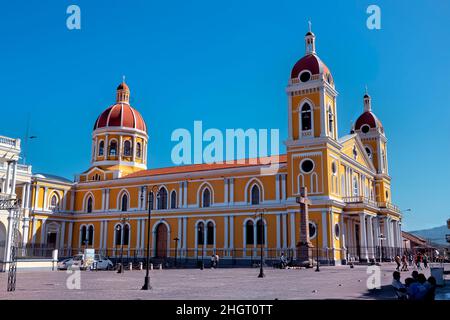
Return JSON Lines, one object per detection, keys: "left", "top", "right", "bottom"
{"left": 214, "top": 254, "right": 219, "bottom": 268}
{"left": 423, "top": 254, "right": 428, "bottom": 268}
{"left": 408, "top": 253, "right": 413, "bottom": 267}
{"left": 401, "top": 254, "right": 408, "bottom": 271}
{"left": 394, "top": 255, "right": 401, "bottom": 271}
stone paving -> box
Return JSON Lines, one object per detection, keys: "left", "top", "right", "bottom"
{"left": 0, "top": 263, "right": 448, "bottom": 300}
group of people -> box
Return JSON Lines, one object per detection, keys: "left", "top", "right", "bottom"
{"left": 394, "top": 252, "right": 430, "bottom": 272}
{"left": 392, "top": 271, "right": 437, "bottom": 300}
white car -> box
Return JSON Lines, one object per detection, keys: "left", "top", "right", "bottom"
{"left": 58, "top": 254, "right": 114, "bottom": 270}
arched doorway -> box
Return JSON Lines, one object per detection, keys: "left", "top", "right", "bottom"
{"left": 155, "top": 223, "right": 168, "bottom": 258}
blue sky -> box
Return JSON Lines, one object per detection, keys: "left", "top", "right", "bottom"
{"left": 1, "top": 0, "right": 449, "bottom": 231}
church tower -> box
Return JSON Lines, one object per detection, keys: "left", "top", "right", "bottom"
{"left": 352, "top": 92, "right": 391, "bottom": 203}
{"left": 78, "top": 81, "right": 149, "bottom": 182}
{"left": 285, "top": 25, "right": 339, "bottom": 198}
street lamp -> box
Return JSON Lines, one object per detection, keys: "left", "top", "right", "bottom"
{"left": 256, "top": 208, "right": 266, "bottom": 278}
{"left": 315, "top": 227, "right": 320, "bottom": 272}
{"left": 141, "top": 185, "right": 159, "bottom": 290}
{"left": 174, "top": 237, "right": 179, "bottom": 267}
{"left": 117, "top": 214, "right": 130, "bottom": 274}
{"left": 378, "top": 233, "right": 386, "bottom": 264}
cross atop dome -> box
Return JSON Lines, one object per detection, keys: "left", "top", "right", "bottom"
{"left": 305, "top": 20, "right": 316, "bottom": 54}
{"left": 116, "top": 77, "right": 130, "bottom": 103}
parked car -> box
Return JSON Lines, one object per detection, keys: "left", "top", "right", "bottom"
{"left": 57, "top": 254, "right": 113, "bottom": 270}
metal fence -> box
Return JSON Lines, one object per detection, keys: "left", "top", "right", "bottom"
{"left": 2, "top": 244, "right": 446, "bottom": 267}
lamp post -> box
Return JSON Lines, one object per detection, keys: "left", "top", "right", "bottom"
{"left": 256, "top": 208, "right": 266, "bottom": 278}
{"left": 174, "top": 237, "right": 179, "bottom": 267}
{"left": 117, "top": 214, "right": 129, "bottom": 274}
{"left": 142, "top": 185, "right": 158, "bottom": 290}
{"left": 315, "top": 229, "right": 320, "bottom": 272}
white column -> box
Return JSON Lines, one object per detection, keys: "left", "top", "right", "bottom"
{"left": 183, "top": 182, "right": 188, "bottom": 208}
{"left": 177, "top": 217, "right": 182, "bottom": 250}
{"left": 181, "top": 217, "right": 187, "bottom": 255}
{"left": 60, "top": 222, "right": 66, "bottom": 249}
{"left": 321, "top": 210, "right": 328, "bottom": 249}
{"left": 224, "top": 178, "right": 229, "bottom": 204}
{"left": 11, "top": 161, "right": 17, "bottom": 195}
{"left": 281, "top": 174, "right": 286, "bottom": 200}
{"left": 67, "top": 222, "right": 73, "bottom": 249}
{"left": 179, "top": 182, "right": 183, "bottom": 207}
{"left": 229, "top": 216, "right": 234, "bottom": 249}
{"left": 276, "top": 214, "right": 281, "bottom": 249}
{"left": 105, "top": 189, "right": 110, "bottom": 212}
{"left": 290, "top": 212, "right": 296, "bottom": 250}
{"left": 22, "top": 217, "right": 30, "bottom": 246}
{"left": 224, "top": 216, "right": 228, "bottom": 251}
{"left": 42, "top": 187, "right": 48, "bottom": 211}
{"left": 229, "top": 178, "right": 234, "bottom": 205}
{"left": 282, "top": 213, "right": 287, "bottom": 249}
{"left": 132, "top": 136, "right": 136, "bottom": 162}
{"left": 5, "top": 161, "right": 11, "bottom": 194}
{"left": 359, "top": 213, "right": 368, "bottom": 261}
{"left": 31, "top": 217, "right": 37, "bottom": 244}
{"left": 340, "top": 214, "right": 346, "bottom": 249}
{"left": 40, "top": 219, "right": 46, "bottom": 245}
{"left": 5, "top": 211, "right": 15, "bottom": 262}
{"left": 275, "top": 175, "right": 280, "bottom": 201}
{"left": 367, "top": 216, "right": 375, "bottom": 260}
{"left": 320, "top": 88, "right": 327, "bottom": 137}
{"left": 25, "top": 183, "right": 31, "bottom": 210}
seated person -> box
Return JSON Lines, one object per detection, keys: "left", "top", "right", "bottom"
{"left": 391, "top": 271, "right": 407, "bottom": 299}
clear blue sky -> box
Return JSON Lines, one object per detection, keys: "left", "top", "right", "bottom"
{"left": 1, "top": 0, "right": 449, "bottom": 231}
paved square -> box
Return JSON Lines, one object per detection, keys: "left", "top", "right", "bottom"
{"left": 0, "top": 263, "right": 448, "bottom": 300}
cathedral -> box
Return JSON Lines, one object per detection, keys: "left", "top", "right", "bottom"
{"left": 5, "top": 28, "right": 403, "bottom": 267}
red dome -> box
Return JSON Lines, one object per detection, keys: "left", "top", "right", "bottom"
{"left": 94, "top": 103, "right": 147, "bottom": 132}
{"left": 291, "top": 54, "right": 332, "bottom": 79}
{"left": 354, "top": 111, "right": 383, "bottom": 130}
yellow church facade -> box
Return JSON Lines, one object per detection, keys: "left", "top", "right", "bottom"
{"left": 24, "top": 29, "right": 403, "bottom": 265}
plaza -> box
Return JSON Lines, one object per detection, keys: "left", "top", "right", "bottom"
{"left": 0, "top": 263, "right": 448, "bottom": 300}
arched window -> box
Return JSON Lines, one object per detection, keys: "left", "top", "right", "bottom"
{"left": 328, "top": 107, "right": 334, "bottom": 138}
{"left": 158, "top": 188, "right": 168, "bottom": 210}
{"left": 121, "top": 193, "right": 128, "bottom": 212}
{"left": 98, "top": 141, "right": 104, "bottom": 156}
{"left": 202, "top": 188, "right": 211, "bottom": 208}
{"left": 256, "top": 220, "right": 265, "bottom": 245}
{"left": 115, "top": 224, "right": 122, "bottom": 246}
{"left": 301, "top": 103, "right": 312, "bottom": 131}
{"left": 170, "top": 190, "right": 177, "bottom": 209}
{"left": 123, "top": 140, "right": 131, "bottom": 156}
{"left": 86, "top": 196, "right": 93, "bottom": 213}
{"left": 109, "top": 140, "right": 117, "bottom": 156}
{"left": 123, "top": 224, "right": 130, "bottom": 245}
{"left": 206, "top": 222, "right": 214, "bottom": 245}
{"left": 50, "top": 194, "right": 58, "bottom": 211}
{"left": 245, "top": 221, "right": 254, "bottom": 245}
{"left": 80, "top": 225, "right": 87, "bottom": 246}
{"left": 136, "top": 142, "right": 142, "bottom": 158}
{"left": 251, "top": 185, "right": 260, "bottom": 205}
{"left": 197, "top": 222, "right": 204, "bottom": 245}
{"left": 87, "top": 225, "right": 94, "bottom": 246}
{"left": 365, "top": 146, "right": 372, "bottom": 160}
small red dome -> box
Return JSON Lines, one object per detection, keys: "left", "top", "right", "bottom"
{"left": 354, "top": 111, "right": 383, "bottom": 130}
{"left": 94, "top": 103, "right": 147, "bottom": 133}
{"left": 291, "top": 54, "right": 332, "bottom": 79}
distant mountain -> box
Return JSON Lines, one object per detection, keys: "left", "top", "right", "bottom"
{"left": 409, "top": 225, "right": 449, "bottom": 247}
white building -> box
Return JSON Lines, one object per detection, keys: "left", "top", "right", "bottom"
{"left": 0, "top": 135, "right": 33, "bottom": 271}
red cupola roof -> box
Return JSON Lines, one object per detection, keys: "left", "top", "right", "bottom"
{"left": 93, "top": 81, "right": 147, "bottom": 133}
{"left": 290, "top": 54, "right": 331, "bottom": 79}
{"left": 354, "top": 111, "right": 383, "bottom": 130}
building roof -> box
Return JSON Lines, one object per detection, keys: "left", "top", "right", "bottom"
{"left": 290, "top": 53, "right": 331, "bottom": 79}
{"left": 402, "top": 231, "right": 427, "bottom": 245}
{"left": 122, "top": 155, "right": 287, "bottom": 179}
{"left": 33, "top": 173, "right": 72, "bottom": 184}
{"left": 354, "top": 111, "right": 383, "bottom": 130}
{"left": 93, "top": 103, "right": 147, "bottom": 132}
